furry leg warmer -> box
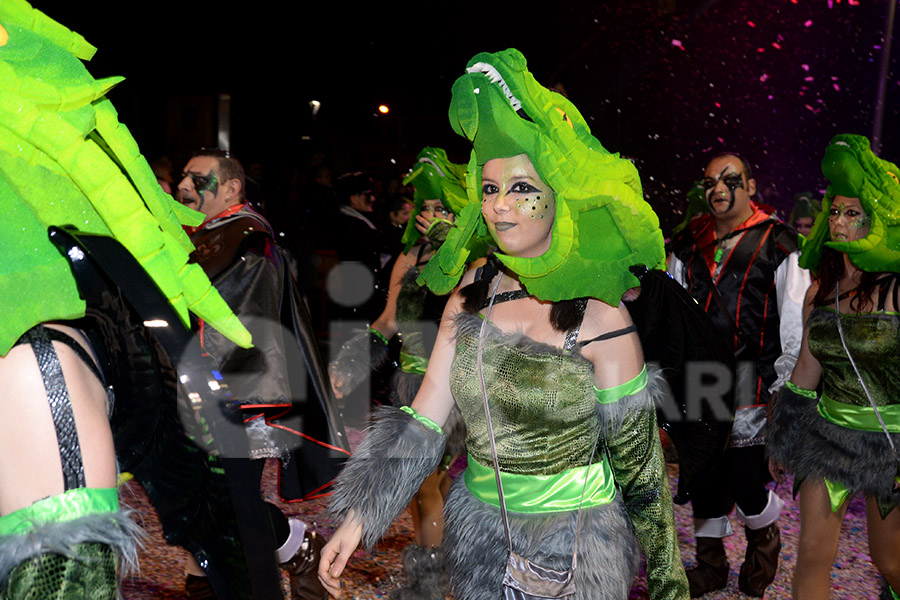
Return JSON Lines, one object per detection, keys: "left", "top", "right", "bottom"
{"left": 389, "top": 544, "right": 450, "bottom": 600}
{"left": 328, "top": 406, "right": 445, "bottom": 548}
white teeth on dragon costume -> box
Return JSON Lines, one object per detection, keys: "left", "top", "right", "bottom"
{"left": 418, "top": 157, "right": 447, "bottom": 178}
{"left": 467, "top": 61, "right": 523, "bottom": 112}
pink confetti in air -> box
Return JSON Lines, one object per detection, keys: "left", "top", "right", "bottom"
{"left": 833, "top": 83, "right": 841, "bottom": 91}
{"left": 671, "top": 39, "right": 685, "bottom": 51}
{"left": 717, "top": 137, "right": 725, "bottom": 144}
{"left": 756, "top": 47, "right": 765, "bottom": 53}
{"left": 772, "top": 42, "right": 782, "bottom": 50}
{"left": 801, "top": 64, "right": 810, "bottom": 71}
{"left": 804, "top": 20, "right": 813, "bottom": 27}
{"left": 748, "top": 20, "right": 756, "bottom": 28}
{"left": 714, "top": 102, "right": 721, "bottom": 108}
{"left": 760, "top": 73, "right": 769, "bottom": 82}
{"left": 804, "top": 76, "right": 814, "bottom": 82}
{"left": 874, "top": 45, "right": 882, "bottom": 50}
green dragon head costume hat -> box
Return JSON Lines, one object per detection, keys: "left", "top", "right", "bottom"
{"left": 0, "top": 0, "right": 251, "bottom": 354}
{"left": 418, "top": 48, "right": 666, "bottom": 304}
{"left": 400, "top": 147, "right": 469, "bottom": 252}
{"left": 799, "top": 134, "right": 900, "bottom": 274}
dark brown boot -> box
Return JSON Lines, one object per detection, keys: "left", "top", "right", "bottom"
{"left": 686, "top": 537, "right": 729, "bottom": 598}
{"left": 738, "top": 523, "right": 781, "bottom": 597}
{"left": 283, "top": 530, "right": 329, "bottom": 600}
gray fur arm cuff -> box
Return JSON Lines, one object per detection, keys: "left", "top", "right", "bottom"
{"left": 328, "top": 406, "right": 445, "bottom": 548}
{"left": 766, "top": 384, "right": 815, "bottom": 467}
{"left": 328, "top": 328, "right": 391, "bottom": 399}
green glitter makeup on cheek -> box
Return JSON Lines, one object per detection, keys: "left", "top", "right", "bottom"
{"left": 519, "top": 194, "right": 552, "bottom": 219}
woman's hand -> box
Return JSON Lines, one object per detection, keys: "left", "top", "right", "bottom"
{"left": 414, "top": 212, "right": 434, "bottom": 237}
{"left": 318, "top": 513, "right": 363, "bottom": 598}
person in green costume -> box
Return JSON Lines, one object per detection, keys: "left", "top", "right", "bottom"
{"left": 768, "top": 134, "right": 900, "bottom": 600}
{"left": 329, "top": 147, "right": 470, "bottom": 599}
{"left": 788, "top": 192, "right": 821, "bottom": 238}
{"left": 0, "top": 2, "right": 252, "bottom": 598}
{"left": 319, "top": 48, "right": 688, "bottom": 600}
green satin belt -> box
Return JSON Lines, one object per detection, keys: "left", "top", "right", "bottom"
{"left": 0, "top": 487, "right": 119, "bottom": 535}
{"left": 399, "top": 351, "right": 428, "bottom": 375}
{"left": 818, "top": 394, "right": 900, "bottom": 433}
{"left": 464, "top": 453, "right": 617, "bottom": 514}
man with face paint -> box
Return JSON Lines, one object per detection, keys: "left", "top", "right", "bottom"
{"left": 667, "top": 153, "right": 810, "bottom": 597}
{"left": 176, "top": 148, "right": 349, "bottom": 600}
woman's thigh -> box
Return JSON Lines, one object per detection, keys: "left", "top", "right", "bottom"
{"left": 796, "top": 479, "right": 848, "bottom": 565}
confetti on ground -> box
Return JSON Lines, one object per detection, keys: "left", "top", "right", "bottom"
{"left": 120, "top": 431, "right": 884, "bottom": 599}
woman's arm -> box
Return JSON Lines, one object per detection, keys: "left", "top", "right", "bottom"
{"left": 318, "top": 279, "right": 467, "bottom": 596}
{"left": 369, "top": 248, "right": 418, "bottom": 340}
{"left": 789, "top": 282, "right": 823, "bottom": 391}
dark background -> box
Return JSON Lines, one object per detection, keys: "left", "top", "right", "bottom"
{"left": 37, "top": 0, "right": 899, "bottom": 233}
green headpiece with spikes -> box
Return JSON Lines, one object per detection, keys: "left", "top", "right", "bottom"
{"left": 400, "top": 147, "right": 469, "bottom": 252}
{"left": 418, "top": 48, "right": 665, "bottom": 304}
{"left": 799, "top": 134, "right": 900, "bottom": 274}
{"left": 671, "top": 180, "right": 708, "bottom": 235}
{"left": 0, "top": 0, "right": 252, "bottom": 355}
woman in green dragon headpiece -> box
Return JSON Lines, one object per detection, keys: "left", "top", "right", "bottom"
{"left": 320, "top": 49, "right": 687, "bottom": 600}
{"left": 768, "top": 134, "right": 900, "bottom": 599}
{"left": 328, "top": 146, "right": 470, "bottom": 599}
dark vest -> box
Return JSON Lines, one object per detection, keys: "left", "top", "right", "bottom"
{"left": 668, "top": 216, "right": 799, "bottom": 406}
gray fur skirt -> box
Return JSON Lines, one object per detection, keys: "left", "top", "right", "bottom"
{"left": 768, "top": 389, "right": 900, "bottom": 514}
{"left": 443, "top": 477, "right": 640, "bottom": 600}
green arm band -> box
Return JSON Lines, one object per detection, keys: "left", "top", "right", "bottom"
{"left": 0, "top": 488, "right": 118, "bottom": 535}
{"left": 785, "top": 380, "right": 818, "bottom": 399}
{"left": 368, "top": 327, "right": 389, "bottom": 346}
{"left": 593, "top": 366, "right": 648, "bottom": 405}
{"left": 399, "top": 351, "right": 429, "bottom": 375}
{"left": 400, "top": 406, "right": 443, "bottom": 435}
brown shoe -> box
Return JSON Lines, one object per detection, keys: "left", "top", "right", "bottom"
{"left": 738, "top": 524, "right": 781, "bottom": 597}
{"left": 283, "top": 530, "right": 328, "bottom": 600}
{"left": 686, "top": 537, "right": 729, "bottom": 598}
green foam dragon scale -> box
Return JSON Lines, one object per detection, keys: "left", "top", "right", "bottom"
{"left": 419, "top": 48, "right": 666, "bottom": 304}
{"left": 799, "top": 134, "right": 900, "bottom": 274}
{"left": 0, "top": 0, "right": 251, "bottom": 355}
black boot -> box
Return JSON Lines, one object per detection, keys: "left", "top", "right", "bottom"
{"left": 283, "top": 530, "right": 329, "bottom": 600}
{"left": 738, "top": 523, "right": 781, "bottom": 597}
{"left": 686, "top": 537, "right": 729, "bottom": 598}
{"left": 389, "top": 544, "right": 450, "bottom": 600}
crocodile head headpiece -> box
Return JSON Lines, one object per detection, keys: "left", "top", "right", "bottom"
{"left": 400, "top": 147, "right": 469, "bottom": 252}
{"left": 800, "top": 134, "right": 900, "bottom": 274}
{"left": 419, "top": 48, "right": 665, "bottom": 303}
{"left": 0, "top": 0, "right": 251, "bottom": 353}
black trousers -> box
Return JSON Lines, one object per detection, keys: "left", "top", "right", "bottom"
{"left": 690, "top": 445, "right": 772, "bottom": 520}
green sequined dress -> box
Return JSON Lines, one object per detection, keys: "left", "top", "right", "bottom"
{"left": 774, "top": 307, "right": 900, "bottom": 515}
{"left": 441, "top": 312, "right": 688, "bottom": 600}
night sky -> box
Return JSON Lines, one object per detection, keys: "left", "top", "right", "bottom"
{"left": 34, "top": 0, "right": 900, "bottom": 233}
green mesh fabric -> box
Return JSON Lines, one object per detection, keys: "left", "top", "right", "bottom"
{"left": 800, "top": 134, "right": 900, "bottom": 274}
{"left": 395, "top": 267, "right": 431, "bottom": 362}
{"left": 2, "top": 543, "right": 116, "bottom": 600}
{"left": 449, "top": 313, "right": 687, "bottom": 599}
{"left": 604, "top": 385, "right": 686, "bottom": 600}
{"left": 807, "top": 309, "right": 900, "bottom": 409}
